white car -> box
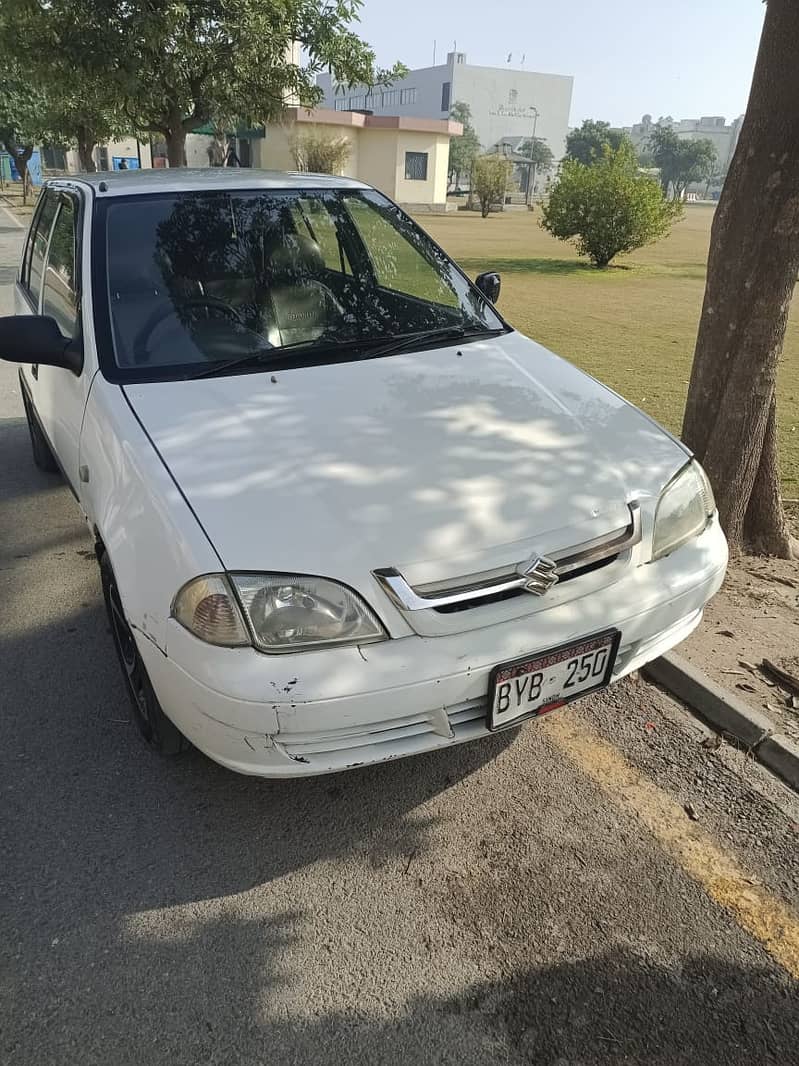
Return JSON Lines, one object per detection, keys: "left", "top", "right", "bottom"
{"left": 2, "top": 170, "right": 727, "bottom": 777}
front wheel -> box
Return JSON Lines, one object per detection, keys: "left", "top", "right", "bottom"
{"left": 100, "top": 553, "right": 187, "bottom": 756}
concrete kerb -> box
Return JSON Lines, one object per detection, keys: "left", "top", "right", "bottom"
{"left": 643, "top": 652, "right": 799, "bottom": 792}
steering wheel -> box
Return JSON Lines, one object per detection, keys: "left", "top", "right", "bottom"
{"left": 133, "top": 295, "right": 248, "bottom": 364}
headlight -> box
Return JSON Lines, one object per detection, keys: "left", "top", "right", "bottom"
{"left": 172, "top": 574, "right": 250, "bottom": 646}
{"left": 232, "top": 573, "right": 386, "bottom": 653}
{"left": 651, "top": 460, "right": 715, "bottom": 561}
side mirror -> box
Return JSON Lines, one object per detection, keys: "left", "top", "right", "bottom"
{"left": 475, "top": 271, "right": 501, "bottom": 304}
{"left": 0, "top": 315, "right": 82, "bottom": 373}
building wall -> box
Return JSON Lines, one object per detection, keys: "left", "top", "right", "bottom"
{"left": 184, "top": 133, "right": 215, "bottom": 167}
{"left": 390, "top": 131, "right": 450, "bottom": 205}
{"left": 450, "top": 62, "right": 573, "bottom": 159}
{"left": 255, "top": 117, "right": 451, "bottom": 207}
{"left": 317, "top": 52, "right": 573, "bottom": 159}
{"left": 625, "top": 113, "right": 744, "bottom": 171}
{"left": 256, "top": 123, "right": 361, "bottom": 178}
{"left": 355, "top": 130, "right": 398, "bottom": 197}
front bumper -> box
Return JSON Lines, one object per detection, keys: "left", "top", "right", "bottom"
{"left": 136, "top": 517, "right": 728, "bottom": 777}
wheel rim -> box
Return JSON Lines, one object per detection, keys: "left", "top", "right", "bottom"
{"left": 108, "top": 578, "right": 151, "bottom": 726}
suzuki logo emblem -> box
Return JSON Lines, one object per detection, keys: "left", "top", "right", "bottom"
{"left": 516, "top": 554, "right": 559, "bottom": 595}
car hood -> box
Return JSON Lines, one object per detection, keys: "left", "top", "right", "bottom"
{"left": 123, "top": 332, "right": 688, "bottom": 593}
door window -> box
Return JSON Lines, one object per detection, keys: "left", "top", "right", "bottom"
{"left": 41, "top": 198, "right": 79, "bottom": 338}
{"left": 27, "top": 193, "right": 59, "bottom": 305}
{"left": 345, "top": 194, "right": 458, "bottom": 307}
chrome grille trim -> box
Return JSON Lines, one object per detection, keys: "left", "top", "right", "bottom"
{"left": 373, "top": 502, "right": 641, "bottom": 612}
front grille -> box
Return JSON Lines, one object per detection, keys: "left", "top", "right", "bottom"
{"left": 432, "top": 553, "right": 619, "bottom": 614}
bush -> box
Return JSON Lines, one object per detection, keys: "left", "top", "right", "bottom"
{"left": 472, "top": 154, "right": 513, "bottom": 217}
{"left": 540, "top": 144, "right": 683, "bottom": 267}
{"left": 292, "top": 131, "right": 351, "bottom": 174}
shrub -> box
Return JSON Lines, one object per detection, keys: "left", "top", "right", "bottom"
{"left": 472, "top": 154, "right": 513, "bottom": 217}
{"left": 292, "top": 130, "right": 351, "bottom": 174}
{"left": 540, "top": 143, "right": 683, "bottom": 267}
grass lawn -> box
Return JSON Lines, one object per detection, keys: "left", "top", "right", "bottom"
{"left": 422, "top": 204, "right": 799, "bottom": 497}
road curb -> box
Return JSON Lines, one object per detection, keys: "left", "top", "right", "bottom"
{"left": 757, "top": 734, "right": 799, "bottom": 791}
{"left": 642, "top": 652, "right": 799, "bottom": 791}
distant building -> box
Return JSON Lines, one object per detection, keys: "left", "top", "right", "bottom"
{"left": 317, "top": 51, "right": 573, "bottom": 160}
{"left": 624, "top": 113, "right": 745, "bottom": 172}
{"left": 258, "top": 107, "right": 462, "bottom": 211}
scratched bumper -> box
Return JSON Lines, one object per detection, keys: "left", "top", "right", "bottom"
{"left": 135, "top": 517, "right": 727, "bottom": 778}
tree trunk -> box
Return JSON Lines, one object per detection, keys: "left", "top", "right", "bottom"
{"left": 16, "top": 145, "right": 33, "bottom": 204}
{"left": 166, "top": 127, "right": 187, "bottom": 167}
{"left": 682, "top": 0, "right": 799, "bottom": 559}
{"left": 76, "top": 126, "right": 96, "bottom": 172}
{"left": 743, "top": 394, "right": 794, "bottom": 557}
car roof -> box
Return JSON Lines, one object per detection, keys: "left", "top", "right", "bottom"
{"left": 47, "top": 167, "right": 371, "bottom": 197}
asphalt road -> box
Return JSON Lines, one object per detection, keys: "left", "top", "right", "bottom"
{"left": 1, "top": 205, "right": 798, "bottom": 1065}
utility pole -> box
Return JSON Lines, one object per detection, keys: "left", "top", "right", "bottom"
{"left": 526, "top": 106, "right": 539, "bottom": 205}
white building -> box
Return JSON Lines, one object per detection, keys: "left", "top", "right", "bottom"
{"left": 317, "top": 51, "right": 574, "bottom": 160}
{"left": 624, "top": 113, "right": 745, "bottom": 172}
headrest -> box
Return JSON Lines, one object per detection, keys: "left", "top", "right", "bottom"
{"left": 266, "top": 233, "right": 325, "bottom": 279}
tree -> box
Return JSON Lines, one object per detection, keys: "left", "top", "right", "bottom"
{"left": 2, "top": 0, "right": 404, "bottom": 168}
{"left": 649, "top": 124, "right": 717, "bottom": 199}
{"left": 676, "top": 138, "right": 717, "bottom": 198}
{"left": 472, "top": 154, "right": 513, "bottom": 217}
{"left": 540, "top": 143, "right": 682, "bottom": 267}
{"left": 0, "top": 72, "right": 50, "bottom": 198}
{"left": 291, "top": 130, "right": 351, "bottom": 174}
{"left": 682, "top": 0, "right": 799, "bottom": 559}
{"left": 0, "top": 4, "right": 128, "bottom": 173}
{"left": 42, "top": 89, "right": 125, "bottom": 173}
{"left": 565, "top": 119, "right": 630, "bottom": 165}
{"left": 518, "top": 137, "right": 554, "bottom": 171}
{"left": 448, "top": 101, "right": 480, "bottom": 186}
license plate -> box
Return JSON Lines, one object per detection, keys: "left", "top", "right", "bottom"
{"left": 488, "top": 629, "right": 620, "bottom": 731}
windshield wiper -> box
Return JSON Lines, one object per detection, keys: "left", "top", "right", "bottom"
{"left": 190, "top": 335, "right": 364, "bottom": 380}
{"left": 190, "top": 324, "right": 505, "bottom": 380}
{"left": 353, "top": 324, "right": 505, "bottom": 360}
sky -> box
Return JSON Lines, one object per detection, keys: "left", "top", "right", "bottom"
{"left": 353, "top": 0, "right": 765, "bottom": 127}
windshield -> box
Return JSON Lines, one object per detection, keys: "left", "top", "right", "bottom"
{"left": 98, "top": 188, "right": 505, "bottom": 379}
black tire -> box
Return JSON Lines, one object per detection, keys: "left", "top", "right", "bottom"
{"left": 22, "top": 389, "right": 59, "bottom": 473}
{"left": 100, "top": 553, "right": 187, "bottom": 756}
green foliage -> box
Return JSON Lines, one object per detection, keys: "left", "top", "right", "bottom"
{"left": 648, "top": 124, "right": 717, "bottom": 199}
{"left": 291, "top": 130, "right": 351, "bottom": 174}
{"left": 0, "top": 3, "right": 130, "bottom": 169}
{"left": 448, "top": 101, "right": 481, "bottom": 182}
{"left": 0, "top": 72, "right": 47, "bottom": 149}
{"left": 0, "top": 0, "right": 404, "bottom": 166}
{"left": 540, "top": 143, "right": 683, "bottom": 267}
{"left": 565, "top": 119, "right": 631, "bottom": 165}
{"left": 472, "top": 154, "right": 513, "bottom": 217}
{"left": 518, "top": 137, "right": 554, "bottom": 170}
{"left": 0, "top": 69, "right": 53, "bottom": 186}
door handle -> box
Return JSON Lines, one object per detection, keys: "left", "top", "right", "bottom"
{"left": 31, "top": 363, "right": 39, "bottom": 380}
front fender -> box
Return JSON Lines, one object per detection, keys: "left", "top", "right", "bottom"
{"left": 79, "top": 376, "right": 222, "bottom": 651}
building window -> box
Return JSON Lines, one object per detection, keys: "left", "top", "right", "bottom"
{"left": 400, "top": 87, "right": 417, "bottom": 105}
{"left": 381, "top": 88, "right": 400, "bottom": 108}
{"left": 405, "top": 151, "right": 428, "bottom": 180}
{"left": 509, "top": 89, "right": 518, "bottom": 106}
{"left": 441, "top": 81, "right": 451, "bottom": 112}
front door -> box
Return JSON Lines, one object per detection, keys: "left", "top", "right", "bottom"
{"left": 18, "top": 188, "right": 93, "bottom": 495}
